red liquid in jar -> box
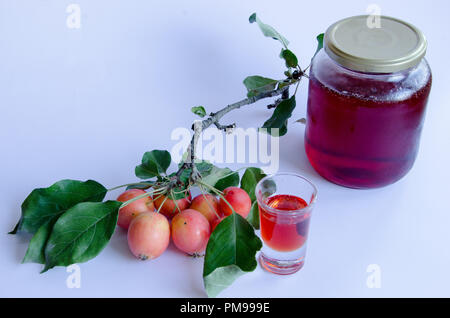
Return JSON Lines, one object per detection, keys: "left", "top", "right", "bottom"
{"left": 259, "top": 195, "right": 310, "bottom": 252}
{"left": 305, "top": 57, "right": 432, "bottom": 189}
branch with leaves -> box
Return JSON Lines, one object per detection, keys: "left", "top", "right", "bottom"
{"left": 9, "top": 13, "right": 324, "bottom": 297}
{"left": 177, "top": 13, "right": 323, "bottom": 186}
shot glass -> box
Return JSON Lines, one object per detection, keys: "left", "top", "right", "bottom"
{"left": 255, "top": 173, "right": 317, "bottom": 275}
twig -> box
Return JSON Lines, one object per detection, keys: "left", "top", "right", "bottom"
{"left": 214, "top": 122, "right": 237, "bottom": 132}
{"left": 176, "top": 81, "right": 301, "bottom": 182}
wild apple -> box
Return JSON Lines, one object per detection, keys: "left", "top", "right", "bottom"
{"left": 117, "top": 189, "right": 154, "bottom": 230}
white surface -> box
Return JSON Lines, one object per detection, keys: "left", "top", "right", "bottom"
{"left": 1, "top": 0, "right": 450, "bottom": 298}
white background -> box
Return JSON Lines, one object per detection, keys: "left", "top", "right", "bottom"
{"left": 1, "top": 0, "right": 450, "bottom": 298}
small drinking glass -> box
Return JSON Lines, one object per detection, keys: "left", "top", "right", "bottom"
{"left": 255, "top": 173, "right": 317, "bottom": 275}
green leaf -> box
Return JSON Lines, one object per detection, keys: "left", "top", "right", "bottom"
{"left": 8, "top": 223, "right": 19, "bottom": 235}
{"left": 126, "top": 181, "right": 155, "bottom": 190}
{"left": 203, "top": 265, "right": 246, "bottom": 298}
{"left": 135, "top": 150, "right": 171, "bottom": 179}
{"left": 163, "top": 176, "right": 190, "bottom": 201}
{"left": 42, "top": 201, "right": 121, "bottom": 273}
{"left": 313, "top": 33, "right": 324, "bottom": 58}
{"left": 201, "top": 166, "right": 239, "bottom": 192}
{"left": 249, "top": 13, "right": 289, "bottom": 48}
{"left": 240, "top": 168, "right": 266, "bottom": 230}
{"left": 167, "top": 186, "right": 190, "bottom": 201}
{"left": 22, "top": 220, "right": 57, "bottom": 264}
{"left": 243, "top": 76, "right": 278, "bottom": 98}
{"left": 191, "top": 106, "right": 207, "bottom": 118}
{"left": 280, "top": 49, "right": 298, "bottom": 68}
{"left": 247, "top": 201, "right": 260, "bottom": 230}
{"left": 260, "top": 96, "right": 296, "bottom": 136}
{"left": 203, "top": 213, "right": 262, "bottom": 297}
{"left": 278, "top": 80, "right": 292, "bottom": 90}
{"left": 178, "top": 160, "right": 214, "bottom": 185}
{"left": 240, "top": 167, "right": 267, "bottom": 203}
{"left": 214, "top": 172, "right": 240, "bottom": 192}
{"left": 11, "top": 180, "right": 107, "bottom": 235}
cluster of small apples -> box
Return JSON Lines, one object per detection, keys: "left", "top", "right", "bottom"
{"left": 116, "top": 187, "right": 252, "bottom": 260}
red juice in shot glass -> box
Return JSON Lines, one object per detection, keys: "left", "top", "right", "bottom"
{"left": 256, "top": 174, "right": 317, "bottom": 275}
{"left": 260, "top": 195, "right": 310, "bottom": 252}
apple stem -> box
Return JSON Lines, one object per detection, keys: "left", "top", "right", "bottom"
{"left": 197, "top": 181, "right": 236, "bottom": 216}
{"left": 198, "top": 185, "right": 222, "bottom": 220}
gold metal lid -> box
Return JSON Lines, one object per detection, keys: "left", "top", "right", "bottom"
{"left": 324, "top": 15, "right": 427, "bottom": 73}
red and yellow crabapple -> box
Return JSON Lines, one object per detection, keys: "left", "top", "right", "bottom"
{"left": 127, "top": 212, "right": 170, "bottom": 261}
{"left": 154, "top": 193, "right": 192, "bottom": 219}
{"left": 189, "top": 194, "right": 221, "bottom": 224}
{"left": 171, "top": 209, "right": 210, "bottom": 255}
{"left": 219, "top": 187, "right": 252, "bottom": 218}
{"left": 210, "top": 216, "right": 226, "bottom": 233}
{"left": 117, "top": 189, "right": 155, "bottom": 230}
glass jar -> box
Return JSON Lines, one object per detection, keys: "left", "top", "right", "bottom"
{"left": 305, "top": 16, "right": 432, "bottom": 189}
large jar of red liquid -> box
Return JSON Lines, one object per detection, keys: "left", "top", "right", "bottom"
{"left": 305, "top": 16, "right": 432, "bottom": 189}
